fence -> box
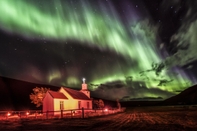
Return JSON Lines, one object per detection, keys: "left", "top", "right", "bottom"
{"left": 0, "top": 107, "right": 126, "bottom": 120}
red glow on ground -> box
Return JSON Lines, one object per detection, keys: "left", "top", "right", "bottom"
{"left": 7, "top": 113, "right": 11, "bottom": 116}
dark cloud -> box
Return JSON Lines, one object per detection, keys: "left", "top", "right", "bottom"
{"left": 92, "top": 80, "right": 175, "bottom": 101}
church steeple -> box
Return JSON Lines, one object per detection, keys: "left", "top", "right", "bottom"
{"left": 80, "top": 78, "right": 90, "bottom": 98}
{"left": 81, "top": 78, "right": 88, "bottom": 90}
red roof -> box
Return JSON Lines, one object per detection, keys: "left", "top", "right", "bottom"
{"left": 48, "top": 91, "right": 68, "bottom": 99}
{"left": 63, "top": 87, "right": 91, "bottom": 100}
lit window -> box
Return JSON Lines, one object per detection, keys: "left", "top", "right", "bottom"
{"left": 60, "top": 101, "right": 64, "bottom": 110}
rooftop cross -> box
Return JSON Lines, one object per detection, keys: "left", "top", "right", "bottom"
{"left": 82, "top": 78, "right": 86, "bottom": 84}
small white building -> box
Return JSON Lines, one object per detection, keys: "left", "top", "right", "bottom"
{"left": 43, "top": 80, "right": 92, "bottom": 115}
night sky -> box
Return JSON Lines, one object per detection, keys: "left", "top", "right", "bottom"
{"left": 0, "top": 0, "right": 197, "bottom": 101}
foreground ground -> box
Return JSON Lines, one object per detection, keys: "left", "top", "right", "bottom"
{"left": 1, "top": 106, "right": 197, "bottom": 131}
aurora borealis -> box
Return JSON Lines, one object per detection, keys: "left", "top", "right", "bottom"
{"left": 0, "top": 0, "right": 197, "bottom": 101}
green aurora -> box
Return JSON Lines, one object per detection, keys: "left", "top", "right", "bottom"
{"left": 0, "top": 0, "right": 195, "bottom": 100}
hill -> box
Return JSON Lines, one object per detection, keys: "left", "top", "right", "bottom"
{"left": 164, "top": 84, "right": 197, "bottom": 105}
{"left": 0, "top": 76, "right": 60, "bottom": 110}
{"left": 120, "top": 85, "right": 197, "bottom": 107}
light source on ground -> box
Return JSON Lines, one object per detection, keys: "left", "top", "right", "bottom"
{"left": 104, "top": 108, "right": 108, "bottom": 112}
{"left": 7, "top": 112, "right": 11, "bottom": 116}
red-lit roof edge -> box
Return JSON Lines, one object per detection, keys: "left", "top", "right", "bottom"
{"left": 48, "top": 90, "right": 68, "bottom": 99}
{"left": 62, "top": 87, "right": 91, "bottom": 100}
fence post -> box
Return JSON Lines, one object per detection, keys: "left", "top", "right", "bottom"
{"left": 82, "top": 108, "right": 84, "bottom": 119}
{"left": 6, "top": 112, "right": 9, "bottom": 120}
{"left": 19, "top": 112, "right": 21, "bottom": 119}
{"left": 26, "top": 112, "right": 28, "bottom": 118}
{"left": 46, "top": 110, "right": 48, "bottom": 119}
{"left": 61, "top": 110, "right": 63, "bottom": 119}
{"left": 71, "top": 110, "right": 72, "bottom": 118}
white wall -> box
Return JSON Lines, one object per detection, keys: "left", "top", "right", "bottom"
{"left": 59, "top": 87, "right": 92, "bottom": 110}
{"left": 43, "top": 92, "right": 54, "bottom": 114}
{"left": 53, "top": 99, "right": 67, "bottom": 115}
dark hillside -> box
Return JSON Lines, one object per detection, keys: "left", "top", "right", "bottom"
{"left": 120, "top": 85, "right": 197, "bottom": 107}
{"left": 164, "top": 84, "right": 197, "bottom": 105}
{"left": 0, "top": 76, "right": 60, "bottom": 110}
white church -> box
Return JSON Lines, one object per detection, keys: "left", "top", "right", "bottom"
{"left": 42, "top": 79, "right": 92, "bottom": 114}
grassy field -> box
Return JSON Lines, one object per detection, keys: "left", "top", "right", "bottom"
{"left": 1, "top": 106, "right": 197, "bottom": 131}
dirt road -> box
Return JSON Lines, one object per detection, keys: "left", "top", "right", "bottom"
{"left": 1, "top": 106, "right": 197, "bottom": 131}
